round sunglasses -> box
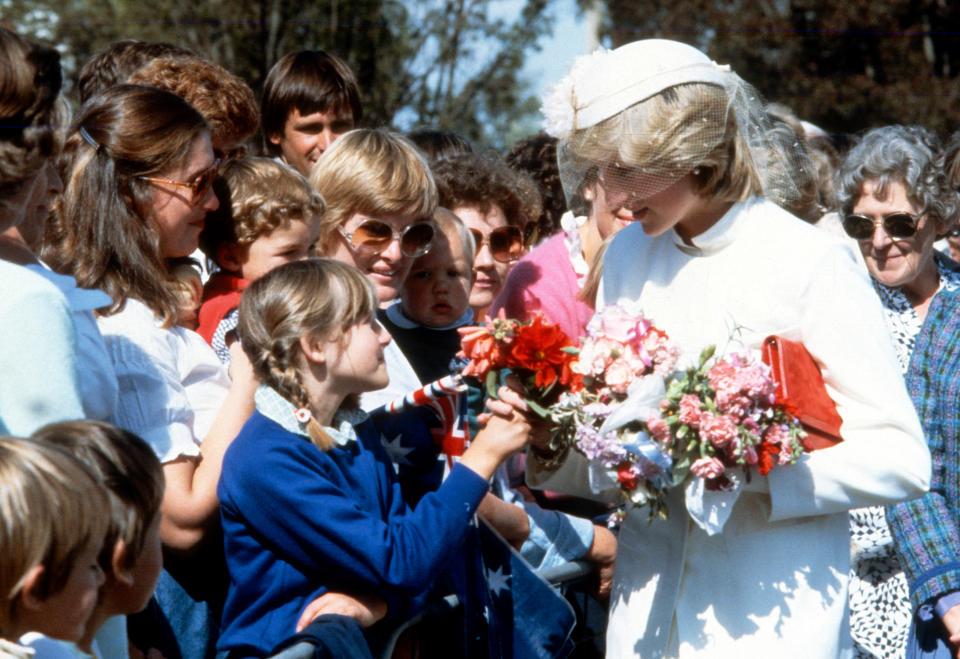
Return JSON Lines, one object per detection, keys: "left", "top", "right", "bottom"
{"left": 338, "top": 218, "right": 435, "bottom": 258}
{"left": 138, "top": 157, "right": 221, "bottom": 205}
{"left": 470, "top": 225, "right": 526, "bottom": 263}
{"left": 842, "top": 212, "right": 923, "bottom": 241}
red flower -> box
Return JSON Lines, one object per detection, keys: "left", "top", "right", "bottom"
{"left": 507, "top": 313, "right": 576, "bottom": 389}
{"left": 616, "top": 462, "right": 640, "bottom": 491}
{"left": 756, "top": 441, "right": 780, "bottom": 476}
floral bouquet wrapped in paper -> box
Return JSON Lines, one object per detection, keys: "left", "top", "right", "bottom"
{"left": 547, "top": 302, "right": 681, "bottom": 522}
{"left": 548, "top": 304, "right": 808, "bottom": 530}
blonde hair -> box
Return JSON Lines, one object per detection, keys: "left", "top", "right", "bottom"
{"left": 309, "top": 129, "right": 438, "bottom": 248}
{"left": 567, "top": 83, "right": 762, "bottom": 204}
{"left": 0, "top": 437, "right": 108, "bottom": 632}
{"left": 199, "top": 157, "right": 326, "bottom": 268}
{"left": 430, "top": 207, "right": 476, "bottom": 271}
{"left": 237, "top": 258, "right": 377, "bottom": 450}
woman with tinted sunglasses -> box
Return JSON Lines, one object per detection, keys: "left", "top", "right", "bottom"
{"left": 835, "top": 124, "right": 960, "bottom": 659}
{"left": 46, "top": 84, "right": 259, "bottom": 657}
{"left": 311, "top": 129, "right": 437, "bottom": 307}
{"left": 309, "top": 128, "right": 438, "bottom": 410}
{"left": 431, "top": 153, "right": 541, "bottom": 321}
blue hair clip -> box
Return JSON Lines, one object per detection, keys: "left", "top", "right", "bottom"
{"left": 78, "top": 126, "right": 101, "bottom": 152}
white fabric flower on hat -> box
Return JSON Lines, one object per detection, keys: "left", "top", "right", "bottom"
{"left": 541, "top": 47, "right": 612, "bottom": 139}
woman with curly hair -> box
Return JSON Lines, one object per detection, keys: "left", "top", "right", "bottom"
{"left": 836, "top": 125, "right": 960, "bottom": 659}
{"left": 430, "top": 152, "right": 541, "bottom": 322}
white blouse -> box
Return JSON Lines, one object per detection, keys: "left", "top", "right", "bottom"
{"left": 97, "top": 298, "right": 230, "bottom": 464}
{"left": 529, "top": 197, "right": 929, "bottom": 658}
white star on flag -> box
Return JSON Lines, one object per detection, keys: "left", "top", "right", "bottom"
{"left": 485, "top": 565, "right": 511, "bottom": 597}
{"left": 379, "top": 433, "right": 414, "bottom": 469}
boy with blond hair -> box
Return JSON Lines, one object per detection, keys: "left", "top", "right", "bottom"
{"left": 0, "top": 437, "right": 107, "bottom": 656}
{"left": 24, "top": 420, "right": 165, "bottom": 659}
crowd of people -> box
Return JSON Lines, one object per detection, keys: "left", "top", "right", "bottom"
{"left": 0, "top": 21, "right": 958, "bottom": 659}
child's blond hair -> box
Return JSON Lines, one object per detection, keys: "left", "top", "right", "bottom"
{"left": 31, "top": 421, "right": 164, "bottom": 573}
{"left": 428, "top": 208, "right": 476, "bottom": 272}
{"left": 199, "top": 157, "right": 326, "bottom": 270}
{"left": 237, "top": 258, "right": 377, "bottom": 450}
{"left": 309, "top": 129, "right": 438, "bottom": 249}
{"left": 0, "top": 437, "right": 108, "bottom": 633}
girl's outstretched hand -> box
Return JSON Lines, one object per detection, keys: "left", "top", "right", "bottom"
{"left": 462, "top": 386, "right": 533, "bottom": 480}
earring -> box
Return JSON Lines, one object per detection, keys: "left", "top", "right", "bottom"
{"left": 294, "top": 408, "right": 312, "bottom": 424}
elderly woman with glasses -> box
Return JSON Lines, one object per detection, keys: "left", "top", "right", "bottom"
{"left": 836, "top": 124, "right": 960, "bottom": 659}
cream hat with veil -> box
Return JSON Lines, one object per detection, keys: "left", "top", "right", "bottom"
{"left": 542, "top": 39, "right": 812, "bottom": 212}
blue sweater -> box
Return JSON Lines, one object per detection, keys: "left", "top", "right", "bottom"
{"left": 217, "top": 409, "right": 489, "bottom": 657}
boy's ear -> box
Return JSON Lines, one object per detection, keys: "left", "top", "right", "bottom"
{"left": 268, "top": 132, "right": 284, "bottom": 147}
{"left": 19, "top": 565, "right": 47, "bottom": 610}
{"left": 111, "top": 540, "right": 135, "bottom": 587}
{"left": 299, "top": 333, "right": 327, "bottom": 366}
{"left": 217, "top": 243, "right": 245, "bottom": 274}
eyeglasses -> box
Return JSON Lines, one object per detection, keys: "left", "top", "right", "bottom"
{"left": 139, "top": 158, "right": 221, "bottom": 204}
{"left": 842, "top": 212, "right": 922, "bottom": 240}
{"left": 469, "top": 225, "right": 526, "bottom": 263}
{"left": 338, "top": 219, "right": 434, "bottom": 258}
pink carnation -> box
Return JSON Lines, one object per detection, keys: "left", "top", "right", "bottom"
{"left": 691, "top": 456, "right": 725, "bottom": 480}
{"left": 677, "top": 394, "right": 703, "bottom": 428}
{"left": 646, "top": 415, "right": 670, "bottom": 442}
{"left": 700, "top": 412, "right": 739, "bottom": 449}
{"left": 603, "top": 358, "right": 634, "bottom": 394}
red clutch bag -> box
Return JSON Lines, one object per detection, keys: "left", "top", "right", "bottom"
{"left": 761, "top": 335, "right": 843, "bottom": 451}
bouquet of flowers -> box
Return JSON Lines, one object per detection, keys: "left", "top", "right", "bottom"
{"left": 548, "top": 304, "right": 807, "bottom": 529}
{"left": 457, "top": 310, "right": 579, "bottom": 415}
{"left": 543, "top": 303, "right": 679, "bottom": 522}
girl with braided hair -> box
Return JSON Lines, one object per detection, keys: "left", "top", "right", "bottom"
{"left": 218, "top": 258, "right": 534, "bottom": 657}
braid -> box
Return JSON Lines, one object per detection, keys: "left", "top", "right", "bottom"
{"left": 263, "top": 337, "right": 334, "bottom": 451}
{"left": 237, "top": 258, "right": 378, "bottom": 452}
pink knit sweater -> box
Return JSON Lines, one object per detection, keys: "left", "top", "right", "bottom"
{"left": 490, "top": 232, "right": 594, "bottom": 343}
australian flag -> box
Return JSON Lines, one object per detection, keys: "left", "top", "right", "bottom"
{"left": 370, "top": 376, "right": 576, "bottom": 658}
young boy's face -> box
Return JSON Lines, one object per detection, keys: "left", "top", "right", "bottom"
{"left": 269, "top": 107, "right": 354, "bottom": 177}
{"left": 401, "top": 228, "right": 474, "bottom": 327}
{"left": 111, "top": 513, "right": 163, "bottom": 615}
{"left": 34, "top": 536, "right": 104, "bottom": 642}
{"left": 235, "top": 216, "right": 321, "bottom": 282}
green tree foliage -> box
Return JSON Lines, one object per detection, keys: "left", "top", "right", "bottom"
{"left": 4, "top": 0, "right": 553, "bottom": 150}
{"left": 592, "top": 0, "right": 960, "bottom": 137}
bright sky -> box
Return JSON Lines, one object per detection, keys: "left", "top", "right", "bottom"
{"left": 522, "top": 0, "right": 592, "bottom": 98}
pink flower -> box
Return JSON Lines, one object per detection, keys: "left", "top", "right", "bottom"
{"left": 646, "top": 415, "right": 670, "bottom": 442}
{"left": 604, "top": 358, "right": 634, "bottom": 394}
{"left": 678, "top": 394, "right": 702, "bottom": 428}
{"left": 691, "top": 456, "right": 725, "bottom": 480}
{"left": 700, "top": 412, "right": 739, "bottom": 449}
{"left": 599, "top": 306, "right": 651, "bottom": 346}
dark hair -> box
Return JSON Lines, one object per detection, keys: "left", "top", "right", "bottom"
{"left": 31, "top": 420, "right": 164, "bottom": 571}
{"left": 261, "top": 50, "right": 362, "bottom": 155}
{"left": 0, "top": 27, "right": 62, "bottom": 209}
{"left": 431, "top": 152, "right": 541, "bottom": 230}
{"left": 77, "top": 39, "right": 194, "bottom": 104}
{"left": 506, "top": 132, "right": 567, "bottom": 238}
{"left": 406, "top": 128, "right": 473, "bottom": 161}
{"left": 46, "top": 84, "right": 210, "bottom": 326}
